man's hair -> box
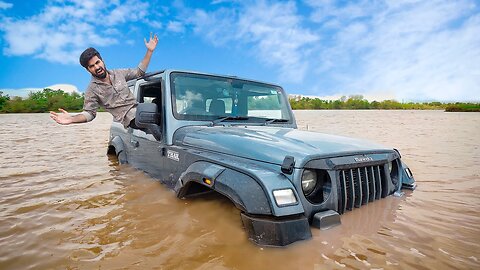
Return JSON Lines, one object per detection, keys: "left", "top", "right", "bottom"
{"left": 79, "top": 47, "right": 102, "bottom": 69}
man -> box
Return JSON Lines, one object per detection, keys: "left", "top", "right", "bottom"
{"left": 50, "top": 33, "right": 158, "bottom": 128}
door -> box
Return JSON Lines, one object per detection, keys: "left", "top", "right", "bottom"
{"left": 128, "top": 80, "right": 167, "bottom": 181}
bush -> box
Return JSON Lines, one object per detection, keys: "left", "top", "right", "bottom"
{"left": 1, "top": 89, "right": 84, "bottom": 113}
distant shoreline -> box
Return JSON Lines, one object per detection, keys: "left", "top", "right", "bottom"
{"left": 289, "top": 96, "right": 480, "bottom": 112}
{"left": 1, "top": 89, "right": 479, "bottom": 113}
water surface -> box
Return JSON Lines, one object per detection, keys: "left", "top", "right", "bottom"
{"left": 0, "top": 110, "right": 479, "bottom": 269}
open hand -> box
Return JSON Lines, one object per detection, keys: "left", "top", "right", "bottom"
{"left": 144, "top": 32, "right": 158, "bottom": 52}
{"left": 50, "top": 108, "right": 73, "bottom": 125}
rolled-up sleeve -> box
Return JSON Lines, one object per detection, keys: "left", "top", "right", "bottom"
{"left": 82, "top": 89, "right": 99, "bottom": 122}
{"left": 80, "top": 111, "right": 95, "bottom": 122}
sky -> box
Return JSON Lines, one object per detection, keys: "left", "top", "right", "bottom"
{"left": 0, "top": 0, "right": 479, "bottom": 102}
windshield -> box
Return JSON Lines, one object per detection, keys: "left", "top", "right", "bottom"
{"left": 170, "top": 72, "right": 293, "bottom": 123}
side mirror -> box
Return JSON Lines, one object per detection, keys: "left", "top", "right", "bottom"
{"left": 135, "top": 103, "right": 162, "bottom": 140}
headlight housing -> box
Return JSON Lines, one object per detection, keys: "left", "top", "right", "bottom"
{"left": 389, "top": 159, "right": 400, "bottom": 188}
{"left": 302, "top": 169, "right": 332, "bottom": 204}
{"left": 301, "top": 169, "right": 317, "bottom": 196}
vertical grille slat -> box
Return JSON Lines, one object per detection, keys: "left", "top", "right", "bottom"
{"left": 363, "top": 167, "right": 369, "bottom": 204}
{"left": 369, "top": 166, "right": 376, "bottom": 202}
{"left": 374, "top": 165, "right": 382, "bottom": 200}
{"left": 354, "top": 168, "right": 362, "bottom": 208}
{"left": 380, "top": 165, "right": 388, "bottom": 198}
{"left": 348, "top": 169, "right": 355, "bottom": 210}
{"left": 337, "top": 163, "right": 387, "bottom": 214}
{"left": 339, "top": 171, "right": 347, "bottom": 214}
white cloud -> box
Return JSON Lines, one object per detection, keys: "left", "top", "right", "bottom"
{"left": 0, "top": 1, "right": 12, "bottom": 10}
{"left": 177, "top": 0, "right": 478, "bottom": 101}
{"left": 46, "top": 84, "right": 80, "bottom": 93}
{"left": 2, "top": 19, "right": 45, "bottom": 55}
{"left": 305, "top": 0, "right": 480, "bottom": 101}
{"left": 104, "top": 0, "right": 149, "bottom": 26}
{"left": 167, "top": 21, "right": 185, "bottom": 33}
{"left": 210, "top": 0, "right": 234, "bottom": 4}
{"left": 183, "top": 0, "right": 319, "bottom": 83}
{"left": 0, "top": 0, "right": 150, "bottom": 64}
{"left": 186, "top": 8, "right": 238, "bottom": 46}
{"left": 145, "top": 20, "right": 163, "bottom": 29}
{"left": 236, "top": 1, "right": 319, "bottom": 82}
{"left": 307, "top": 0, "right": 380, "bottom": 24}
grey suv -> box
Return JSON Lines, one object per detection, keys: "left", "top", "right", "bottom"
{"left": 107, "top": 70, "right": 416, "bottom": 246}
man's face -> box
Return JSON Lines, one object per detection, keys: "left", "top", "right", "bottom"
{"left": 87, "top": 56, "right": 107, "bottom": 79}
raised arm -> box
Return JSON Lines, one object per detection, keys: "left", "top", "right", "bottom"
{"left": 50, "top": 109, "right": 87, "bottom": 125}
{"left": 139, "top": 33, "right": 159, "bottom": 72}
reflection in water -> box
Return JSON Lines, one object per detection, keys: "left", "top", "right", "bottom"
{"left": 0, "top": 111, "right": 479, "bottom": 269}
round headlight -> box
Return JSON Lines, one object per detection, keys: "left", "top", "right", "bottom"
{"left": 302, "top": 169, "right": 317, "bottom": 196}
{"left": 389, "top": 159, "right": 399, "bottom": 187}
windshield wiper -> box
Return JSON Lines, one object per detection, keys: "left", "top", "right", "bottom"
{"left": 211, "top": 116, "right": 250, "bottom": 126}
{"left": 263, "top": 118, "right": 289, "bottom": 125}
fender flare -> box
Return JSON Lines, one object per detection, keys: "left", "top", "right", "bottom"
{"left": 109, "top": 136, "right": 127, "bottom": 164}
{"left": 174, "top": 161, "right": 272, "bottom": 215}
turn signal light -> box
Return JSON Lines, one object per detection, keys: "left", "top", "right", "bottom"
{"left": 203, "top": 178, "right": 212, "bottom": 185}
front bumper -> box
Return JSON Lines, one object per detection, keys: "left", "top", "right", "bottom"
{"left": 241, "top": 213, "right": 311, "bottom": 246}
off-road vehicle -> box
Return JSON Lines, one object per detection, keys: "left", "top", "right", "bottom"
{"left": 107, "top": 70, "right": 416, "bottom": 246}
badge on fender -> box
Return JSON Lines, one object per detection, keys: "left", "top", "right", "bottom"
{"left": 167, "top": 150, "right": 179, "bottom": 161}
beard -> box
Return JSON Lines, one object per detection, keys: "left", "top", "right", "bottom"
{"left": 92, "top": 65, "right": 107, "bottom": 79}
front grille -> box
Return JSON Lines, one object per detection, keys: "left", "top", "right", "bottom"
{"left": 337, "top": 165, "right": 387, "bottom": 214}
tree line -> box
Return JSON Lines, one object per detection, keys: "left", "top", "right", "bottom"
{"left": 0, "top": 89, "right": 84, "bottom": 113}
{"left": 289, "top": 95, "right": 480, "bottom": 112}
{"left": 0, "top": 90, "right": 478, "bottom": 113}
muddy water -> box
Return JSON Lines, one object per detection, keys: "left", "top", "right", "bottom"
{"left": 0, "top": 110, "right": 479, "bottom": 270}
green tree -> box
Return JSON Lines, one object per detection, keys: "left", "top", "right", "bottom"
{"left": 0, "top": 91, "right": 10, "bottom": 111}
{"left": 1, "top": 89, "right": 84, "bottom": 113}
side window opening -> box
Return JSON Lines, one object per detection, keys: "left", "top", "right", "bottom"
{"left": 137, "top": 82, "right": 163, "bottom": 126}
{"left": 138, "top": 82, "right": 162, "bottom": 105}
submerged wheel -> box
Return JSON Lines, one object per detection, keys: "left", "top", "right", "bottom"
{"left": 117, "top": 150, "right": 127, "bottom": 164}
{"left": 107, "top": 145, "right": 128, "bottom": 164}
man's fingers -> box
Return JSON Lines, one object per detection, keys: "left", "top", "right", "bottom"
{"left": 50, "top": 113, "right": 59, "bottom": 123}
{"left": 59, "top": 108, "right": 68, "bottom": 114}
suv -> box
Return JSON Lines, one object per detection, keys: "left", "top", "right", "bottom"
{"left": 108, "top": 70, "right": 416, "bottom": 246}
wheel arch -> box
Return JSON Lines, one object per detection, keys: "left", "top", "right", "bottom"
{"left": 174, "top": 161, "right": 272, "bottom": 215}
{"left": 108, "top": 136, "right": 128, "bottom": 164}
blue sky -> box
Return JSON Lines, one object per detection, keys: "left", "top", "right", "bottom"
{"left": 0, "top": 0, "right": 479, "bottom": 102}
